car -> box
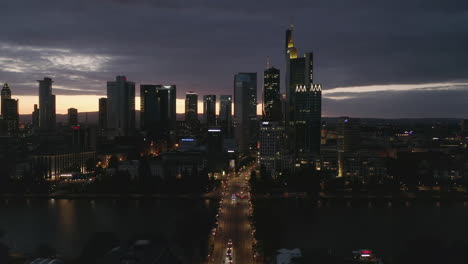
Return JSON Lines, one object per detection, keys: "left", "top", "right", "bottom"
{"left": 228, "top": 239, "right": 233, "bottom": 247}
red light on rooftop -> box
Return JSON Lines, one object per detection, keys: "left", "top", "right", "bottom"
{"left": 72, "top": 126, "right": 80, "bottom": 130}
{"left": 361, "top": 250, "right": 372, "bottom": 254}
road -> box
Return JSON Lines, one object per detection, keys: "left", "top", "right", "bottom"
{"left": 208, "top": 165, "right": 256, "bottom": 264}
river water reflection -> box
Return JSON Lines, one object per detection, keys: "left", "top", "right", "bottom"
{"left": 0, "top": 198, "right": 217, "bottom": 259}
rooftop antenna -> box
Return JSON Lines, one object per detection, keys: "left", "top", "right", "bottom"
{"left": 266, "top": 56, "right": 271, "bottom": 69}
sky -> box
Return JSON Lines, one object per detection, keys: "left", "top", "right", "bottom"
{"left": 1, "top": 0, "right": 467, "bottom": 118}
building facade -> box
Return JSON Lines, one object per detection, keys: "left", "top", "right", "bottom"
{"left": 68, "top": 108, "right": 78, "bottom": 126}
{"left": 263, "top": 67, "right": 282, "bottom": 121}
{"left": 203, "top": 95, "right": 216, "bottom": 127}
{"left": 285, "top": 26, "right": 322, "bottom": 164}
{"left": 32, "top": 151, "right": 96, "bottom": 179}
{"left": 234, "top": 73, "right": 257, "bottom": 154}
{"left": 219, "top": 95, "right": 233, "bottom": 137}
{"left": 259, "top": 121, "right": 287, "bottom": 178}
{"left": 98, "top": 98, "right": 107, "bottom": 136}
{"left": 140, "top": 84, "right": 177, "bottom": 136}
{"left": 106, "top": 76, "right": 135, "bottom": 137}
{"left": 38, "top": 77, "right": 56, "bottom": 131}
{"left": 185, "top": 91, "right": 198, "bottom": 124}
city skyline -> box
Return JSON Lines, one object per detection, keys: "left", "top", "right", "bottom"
{"left": 1, "top": 0, "right": 467, "bottom": 118}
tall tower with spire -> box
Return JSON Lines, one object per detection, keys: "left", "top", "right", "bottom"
{"left": 1, "top": 82, "right": 19, "bottom": 135}
{"left": 1, "top": 82, "right": 12, "bottom": 117}
{"left": 284, "top": 26, "right": 322, "bottom": 166}
{"left": 1, "top": 83, "right": 11, "bottom": 100}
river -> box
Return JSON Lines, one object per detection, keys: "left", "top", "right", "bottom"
{"left": 0, "top": 198, "right": 217, "bottom": 261}
{"left": 254, "top": 199, "right": 468, "bottom": 263}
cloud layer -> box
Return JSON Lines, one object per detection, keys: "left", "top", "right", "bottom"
{"left": 1, "top": 0, "right": 467, "bottom": 117}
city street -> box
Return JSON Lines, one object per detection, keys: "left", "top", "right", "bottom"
{"left": 209, "top": 165, "right": 255, "bottom": 264}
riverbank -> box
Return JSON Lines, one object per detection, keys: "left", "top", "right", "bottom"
{"left": 0, "top": 193, "right": 221, "bottom": 200}
{"left": 2, "top": 191, "right": 468, "bottom": 201}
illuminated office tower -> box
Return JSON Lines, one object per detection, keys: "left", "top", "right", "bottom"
{"left": 263, "top": 64, "right": 281, "bottom": 121}
{"left": 259, "top": 121, "right": 286, "bottom": 178}
{"left": 337, "top": 117, "right": 361, "bottom": 177}
{"left": 219, "top": 95, "right": 232, "bottom": 136}
{"left": 107, "top": 76, "right": 135, "bottom": 137}
{"left": 203, "top": 95, "right": 216, "bottom": 127}
{"left": 234, "top": 72, "right": 257, "bottom": 154}
{"left": 285, "top": 26, "right": 322, "bottom": 164}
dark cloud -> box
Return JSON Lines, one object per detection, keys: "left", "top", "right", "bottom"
{"left": 323, "top": 88, "right": 468, "bottom": 119}
{"left": 0, "top": 0, "right": 467, "bottom": 117}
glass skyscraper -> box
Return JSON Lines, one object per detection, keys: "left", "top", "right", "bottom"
{"left": 203, "top": 95, "right": 216, "bottom": 127}
{"left": 263, "top": 67, "right": 281, "bottom": 121}
{"left": 38, "top": 77, "right": 56, "bottom": 132}
{"left": 140, "top": 84, "right": 177, "bottom": 137}
{"left": 285, "top": 26, "right": 322, "bottom": 164}
{"left": 234, "top": 72, "right": 257, "bottom": 154}
{"left": 107, "top": 76, "right": 135, "bottom": 137}
{"left": 185, "top": 91, "right": 198, "bottom": 124}
{"left": 219, "top": 95, "right": 233, "bottom": 137}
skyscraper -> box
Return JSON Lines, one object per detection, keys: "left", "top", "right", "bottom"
{"left": 1, "top": 83, "right": 18, "bottom": 135}
{"left": 263, "top": 65, "right": 281, "bottom": 121}
{"left": 285, "top": 26, "right": 322, "bottom": 164}
{"left": 337, "top": 117, "right": 361, "bottom": 153}
{"left": 259, "top": 121, "right": 286, "bottom": 178}
{"left": 1, "top": 83, "right": 11, "bottom": 104}
{"left": 38, "top": 77, "right": 56, "bottom": 131}
{"left": 106, "top": 76, "right": 135, "bottom": 137}
{"left": 203, "top": 95, "right": 216, "bottom": 127}
{"left": 98, "top": 98, "right": 107, "bottom": 135}
{"left": 185, "top": 91, "right": 198, "bottom": 124}
{"left": 140, "top": 84, "right": 176, "bottom": 136}
{"left": 68, "top": 108, "right": 78, "bottom": 126}
{"left": 234, "top": 72, "right": 257, "bottom": 154}
{"left": 219, "top": 95, "right": 233, "bottom": 137}
{"left": 32, "top": 104, "right": 39, "bottom": 129}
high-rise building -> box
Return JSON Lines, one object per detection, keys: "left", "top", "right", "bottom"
{"left": 1, "top": 83, "right": 11, "bottom": 111}
{"left": 234, "top": 72, "right": 257, "bottom": 154}
{"left": 285, "top": 26, "right": 322, "bottom": 164}
{"left": 185, "top": 91, "right": 198, "bottom": 124}
{"left": 38, "top": 77, "right": 56, "bottom": 131}
{"left": 68, "top": 108, "right": 78, "bottom": 126}
{"left": 337, "top": 117, "right": 361, "bottom": 153}
{"left": 263, "top": 66, "right": 282, "bottom": 121}
{"left": 219, "top": 95, "right": 233, "bottom": 136}
{"left": 203, "top": 95, "right": 216, "bottom": 127}
{"left": 98, "top": 98, "right": 107, "bottom": 135}
{"left": 259, "top": 121, "right": 287, "bottom": 178}
{"left": 32, "top": 104, "right": 39, "bottom": 129}
{"left": 0, "top": 83, "right": 18, "bottom": 135}
{"left": 140, "top": 84, "right": 176, "bottom": 136}
{"left": 106, "top": 76, "right": 135, "bottom": 137}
